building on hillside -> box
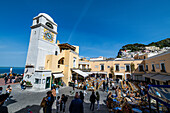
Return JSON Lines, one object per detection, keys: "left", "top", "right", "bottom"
{"left": 145, "top": 46, "right": 160, "bottom": 51}
{"left": 134, "top": 54, "right": 148, "bottom": 59}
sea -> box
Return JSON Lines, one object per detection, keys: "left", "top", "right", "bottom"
{"left": 0, "top": 67, "right": 25, "bottom": 74}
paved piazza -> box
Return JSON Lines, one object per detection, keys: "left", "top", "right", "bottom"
{"left": 1, "top": 84, "right": 109, "bottom": 113}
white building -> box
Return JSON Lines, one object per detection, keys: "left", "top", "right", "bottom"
{"left": 24, "top": 13, "right": 60, "bottom": 89}
{"left": 90, "top": 56, "right": 107, "bottom": 61}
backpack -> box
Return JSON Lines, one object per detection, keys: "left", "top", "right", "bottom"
{"left": 40, "top": 97, "right": 46, "bottom": 107}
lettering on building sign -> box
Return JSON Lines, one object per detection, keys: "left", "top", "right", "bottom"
{"left": 120, "top": 66, "right": 125, "bottom": 69}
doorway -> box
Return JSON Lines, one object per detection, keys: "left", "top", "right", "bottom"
{"left": 46, "top": 77, "right": 51, "bottom": 89}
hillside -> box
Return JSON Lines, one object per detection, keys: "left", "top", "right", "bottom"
{"left": 117, "top": 38, "right": 170, "bottom": 57}
{"left": 148, "top": 38, "right": 170, "bottom": 48}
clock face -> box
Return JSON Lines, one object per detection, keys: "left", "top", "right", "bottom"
{"left": 43, "top": 28, "right": 54, "bottom": 43}
{"left": 45, "top": 32, "right": 53, "bottom": 41}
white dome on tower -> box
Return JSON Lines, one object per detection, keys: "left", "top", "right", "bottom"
{"left": 38, "top": 13, "right": 54, "bottom": 22}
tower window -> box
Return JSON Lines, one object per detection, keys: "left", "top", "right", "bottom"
{"left": 55, "top": 51, "right": 58, "bottom": 55}
{"left": 36, "top": 19, "right": 39, "bottom": 24}
{"left": 46, "top": 22, "right": 53, "bottom": 29}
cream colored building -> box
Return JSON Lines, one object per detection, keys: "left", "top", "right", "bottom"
{"left": 45, "top": 42, "right": 80, "bottom": 86}
{"left": 144, "top": 50, "right": 170, "bottom": 85}
{"left": 89, "top": 50, "right": 170, "bottom": 85}
{"left": 90, "top": 58, "right": 144, "bottom": 80}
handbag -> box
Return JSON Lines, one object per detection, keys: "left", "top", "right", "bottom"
{"left": 40, "top": 97, "right": 46, "bottom": 107}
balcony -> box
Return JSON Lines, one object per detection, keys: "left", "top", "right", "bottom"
{"left": 75, "top": 68, "right": 91, "bottom": 72}
{"left": 151, "top": 70, "right": 155, "bottom": 72}
{"left": 125, "top": 70, "right": 130, "bottom": 72}
{"left": 115, "top": 70, "right": 119, "bottom": 72}
{"left": 139, "top": 70, "right": 144, "bottom": 72}
{"left": 161, "top": 70, "right": 166, "bottom": 73}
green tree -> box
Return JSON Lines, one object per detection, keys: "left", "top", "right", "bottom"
{"left": 110, "top": 66, "right": 115, "bottom": 79}
{"left": 130, "top": 63, "right": 135, "bottom": 73}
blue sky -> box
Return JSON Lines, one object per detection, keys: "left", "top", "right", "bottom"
{"left": 0, "top": 0, "right": 170, "bottom": 67}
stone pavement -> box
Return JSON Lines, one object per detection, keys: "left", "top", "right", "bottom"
{"left": 0, "top": 78, "right": 19, "bottom": 86}
{"left": 1, "top": 84, "right": 109, "bottom": 113}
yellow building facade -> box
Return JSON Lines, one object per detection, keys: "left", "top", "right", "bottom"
{"left": 44, "top": 41, "right": 79, "bottom": 86}
{"left": 144, "top": 50, "right": 170, "bottom": 85}
{"left": 89, "top": 50, "right": 170, "bottom": 85}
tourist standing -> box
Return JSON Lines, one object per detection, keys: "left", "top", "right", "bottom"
{"left": 20, "top": 80, "right": 24, "bottom": 90}
{"left": 96, "top": 82, "right": 99, "bottom": 90}
{"left": 56, "top": 96, "right": 60, "bottom": 113}
{"left": 60, "top": 94, "right": 68, "bottom": 113}
{"left": 56, "top": 85, "right": 59, "bottom": 98}
{"left": 6, "top": 85, "right": 12, "bottom": 100}
{"left": 79, "top": 91, "right": 84, "bottom": 102}
{"left": 42, "top": 91, "right": 54, "bottom": 113}
{"left": 96, "top": 91, "right": 100, "bottom": 110}
{"left": 72, "top": 81, "right": 75, "bottom": 90}
{"left": 23, "top": 80, "right": 26, "bottom": 89}
{"left": 4, "top": 73, "right": 8, "bottom": 85}
{"left": 51, "top": 86, "right": 56, "bottom": 100}
{"left": 90, "top": 91, "right": 96, "bottom": 111}
{"left": 106, "top": 82, "right": 109, "bottom": 92}
{"left": 107, "top": 92, "right": 113, "bottom": 113}
{"left": 103, "top": 81, "right": 106, "bottom": 91}
{"left": 0, "top": 87, "right": 3, "bottom": 94}
{"left": 9, "top": 73, "right": 12, "bottom": 83}
{"left": 116, "top": 78, "right": 119, "bottom": 83}
{"left": 69, "top": 92, "right": 84, "bottom": 113}
{"left": 0, "top": 94, "right": 9, "bottom": 113}
{"left": 83, "top": 83, "right": 87, "bottom": 96}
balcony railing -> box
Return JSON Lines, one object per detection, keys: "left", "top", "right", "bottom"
{"left": 161, "top": 70, "right": 166, "bottom": 73}
{"left": 125, "top": 70, "right": 130, "bottom": 72}
{"left": 151, "top": 70, "right": 155, "bottom": 72}
{"left": 74, "top": 68, "right": 91, "bottom": 72}
{"left": 139, "top": 70, "right": 144, "bottom": 72}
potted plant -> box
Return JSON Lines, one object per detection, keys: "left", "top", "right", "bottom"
{"left": 26, "top": 81, "right": 33, "bottom": 88}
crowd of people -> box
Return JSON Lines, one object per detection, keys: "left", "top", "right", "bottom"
{"left": 3, "top": 73, "right": 23, "bottom": 85}
{"left": 40, "top": 83, "right": 102, "bottom": 113}
{"left": 1, "top": 75, "right": 169, "bottom": 113}
{"left": 0, "top": 85, "right": 13, "bottom": 113}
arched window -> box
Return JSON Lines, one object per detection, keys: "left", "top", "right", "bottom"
{"left": 55, "top": 51, "right": 58, "bottom": 55}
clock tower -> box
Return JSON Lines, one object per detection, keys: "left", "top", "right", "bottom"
{"left": 26, "top": 13, "right": 59, "bottom": 70}
{"left": 24, "top": 13, "right": 60, "bottom": 87}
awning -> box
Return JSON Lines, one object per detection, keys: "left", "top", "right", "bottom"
{"left": 86, "top": 72, "right": 93, "bottom": 75}
{"left": 161, "top": 75, "right": 170, "bottom": 82}
{"left": 150, "top": 74, "right": 166, "bottom": 82}
{"left": 144, "top": 74, "right": 170, "bottom": 82}
{"left": 90, "top": 71, "right": 107, "bottom": 74}
{"left": 115, "top": 73, "right": 124, "bottom": 75}
{"left": 72, "top": 69, "right": 89, "bottom": 78}
{"left": 53, "top": 73, "right": 64, "bottom": 78}
{"left": 148, "top": 85, "right": 170, "bottom": 108}
{"left": 143, "top": 73, "right": 156, "bottom": 78}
